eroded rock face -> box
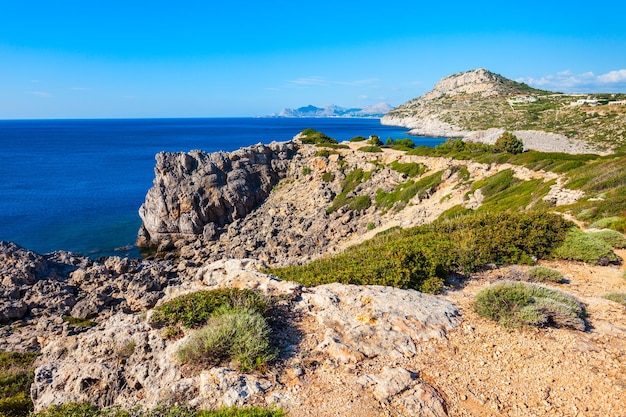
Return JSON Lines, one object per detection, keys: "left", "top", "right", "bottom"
{"left": 137, "top": 142, "right": 299, "bottom": 250}
{"left": 31, "top": 259, "right": 456, "bottom": 416}
{"left": 0, "top": 242, "right": 176, "bottom": 351}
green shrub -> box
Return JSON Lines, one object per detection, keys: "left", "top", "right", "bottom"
{"left": 349, "top": 135, "right": 367, "bottom": 142}
{"left": 0, "top": 393, "right": 32, "bottom": 417}
{"left": 62, "top": 316, "right": 96, "bottom": 328}
{"left": 177, "top": 306, "right": 275, "bottom": 372}
{"left": 301, "top": 166, "right": 311, "bottom": 175}
{"left": 0, "top": 351, "right": 39, "bottom": 417}
{"left": 367, "top": 135, "right": 382, "bottom": 146}
{"left": 589, "top": 216, "right": 623, "bottom": 229}
{"left": 437, "top": 205, "right": 474, "bottom": 221}
{"left": 385, "top": 138, "right": 416, "bottom": 150}
{"left": 358, "top": 145, "right": 382, "bottom": 153}
{"left": 473, "top": 281, "right": 586, "bottom": 330}
{"left": 366, "top": 222, "right": 376, "bottom": 231}
{"left": 299, "top": 128, "right": 337, "bottom": 145}
{"left": 321, "top": 172, "right": 334, "bottom": 182}
{"left": 375, "top": 171, "right": 444, "bottom": 210}
{"left": 525, "top": 266, "right": 564, "bottom": 283}
{"left": 603, "top": 292, "right": 626, "bottom": 306}
{"left": 267, "top": 211, "right": 572, "bottom": 293}
{"left": 589, "top": 230, "right": 626, "bottom": 249}
{"left": 553, "top": 228, "right": 620, "bottom": 265}
{"left": 493, "top": 131, "right": 524, "bottom": 154}
{"left": 348, "top": 195, "right": 371, "bottom": 211}
{"left": 150, "top": 288, "right": 271, "bottom": 329}
{"left": 388, "top": 161, "right": 426, "bottom": 178}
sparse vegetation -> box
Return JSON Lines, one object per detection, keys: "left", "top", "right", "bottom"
{"left": 375, "top": 171, "right": 444, "bottom": 211}
{"left": 299, "top": 128, "right": 338, "bottom": 145}
{"left": 473, "top": 281, "right": 586, "bottom": 330}
{"left": 32, "top": 403, "right": 285, "bottom": 417}
{"left": 0, "top": 351, "right": 39, "bottom": 417}
{"left": 326, "top": 168, "right": 373, "bottom": 214}
{"left": 553, "top": 228, "right": 620, "bottom": 265}
{"left": 150, "top": 288, "right": 271, "bottom": 329}
{"left": 349, "top": 135, "right": 367, "bottom": 142}
{"left": 388, "top": 161, "right": 427, "bottom": 178}
{"left": 321, "top": 172, "right": 334, "bottom": 182}
{"left": 358, "top": 145, "right": 382, "bottom": 153}
{"left": 603, "top": 292, "right": 626, "bottom": 306}
{"left": 525, "top": 266, "right": 564, "bottom": 283}
{"left": 177, "top": 306, "right": 275, "bottom": 372}
{"left": 266, "top": 211, "right": 572, "bottom": 294}
{"left": 588, "top": 230, "right": 626, "bottom": 249}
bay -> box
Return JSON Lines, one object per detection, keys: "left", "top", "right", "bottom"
{"left": 0, "top": 118, "right": 445, "bottom": 258}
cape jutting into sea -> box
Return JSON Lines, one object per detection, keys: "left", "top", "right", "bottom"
{"left": 0, "top": 118, "right": 446, "bottom": 258}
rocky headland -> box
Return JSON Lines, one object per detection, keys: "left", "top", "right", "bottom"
{"left": 2, "top": 69, "right": 626, "bottom": 417}
{"left": 382, "top": 68, "right": 624, "bottom": 155}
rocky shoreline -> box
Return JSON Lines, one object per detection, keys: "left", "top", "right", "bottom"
{"left": 1, "top": 136, "right": 625, "bottom": 416}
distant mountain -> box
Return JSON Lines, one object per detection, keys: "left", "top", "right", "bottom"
{"left": 267, "top": 103, "right": 394, "bottom": 118}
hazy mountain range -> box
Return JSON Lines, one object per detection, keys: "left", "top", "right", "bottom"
{"left": 266, "top": 103, "right": 394, "bottom": 118}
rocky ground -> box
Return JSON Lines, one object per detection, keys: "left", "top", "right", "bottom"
{"left": 2, "top": 140, "right": 625, "bottom": 416}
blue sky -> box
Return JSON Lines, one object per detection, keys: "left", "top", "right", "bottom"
{"left": 2, "top": 1, "right": 626, "bottom": 119}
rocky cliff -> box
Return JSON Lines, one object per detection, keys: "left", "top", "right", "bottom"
{"left": 137, "top": 142, "right": 298, "bottom": 251}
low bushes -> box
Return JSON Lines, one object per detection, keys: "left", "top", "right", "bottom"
{"left": 473, "top": 281, "right": 586, "bottom": 330}
{"left": 588, "top": 229, "right": 626, "bottom": 249}
{"left": 150, "top": 288, "right": 271, "bottom": 329}
{"left": 177, "top": 306, "right": 275, "bottom": 372}
{"left": 33, "top": 404, "right": 285, "bottom": 417}
{"left": 151, "top": 289, "right": 275, "bottom": 372}
{"left": 267, "top": 211, "right": 572, "bottom": 294}
{"left": 524, "top": 266, "right": 564, "bottom": 283}
{"left": 603, "top": 292, "right": 626, "bottom": 306}
{"left": 0, "top": 351, "right": 39, "bottom": 417}
{"left": 375, "top": 171, "right": 444, "bottom": 211}
{"left": 553, "top": 228, "right": 620, "bottom": 265}
{"left": 299, "top": 128, "right": 337, "bottom": 145}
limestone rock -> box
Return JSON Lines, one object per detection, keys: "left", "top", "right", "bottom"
{"left": 137, "top": 142, "right": 299, "bottom": 249}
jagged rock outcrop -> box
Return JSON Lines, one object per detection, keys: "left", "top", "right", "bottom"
{"left": 0, "top": 241, "right": 177, "bottom": 351}
{"left": 31, "top": 259, "right": 457, "bottom": 416}
{"left": 137, "top": 142, "right": 299, "bottom": 250}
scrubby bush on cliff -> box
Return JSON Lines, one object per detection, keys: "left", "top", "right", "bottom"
{"left": 473, "top": 281, "right": 586, "bottom": 330}
{"left": 0, "top": 351, "right": 39, "bottom": 417}
{"left": 375, "top": 171, "right": 444, "bottom": 211}
{"left": 358, "top": 145, "right": 382, "bottom": 153}
{"left": 299, "top": 128, "right": 338, "bottom": 145}
{"left": 388, "top": 161, "right": 427, "bottom": 178}
{"left": 493, "top": 131, "right": 524, "bottom": 154}
{"left": 326, "top": 168, "right": 373, "bottom": 214}
{"left": 151, "top": 289, "right": 275, "bottom": 372}
{"left": 150, "top": 288, "right": 271, "bottom": 329}
{"left": 267, "top": 211, "right": 572, "bottom": 293}
{"left": 177, "top": 306, "right": 276, "bottom": 372}
{"left": 385, "top": 137, "right": 416, "bottom": 151}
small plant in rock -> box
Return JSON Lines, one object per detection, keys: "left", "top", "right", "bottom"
{"left": 525, "top": 266, "right": 564, "bottom": 283}
{"left": 321, "top": 172, "right": 334, "bottom": 182}
{"left": 150, "top": 288, "right": 271, "bottom": 329}
{"left": 177, "top": 306, "right": 276, "bottom": 372}
{"left": 358, "top": 145, "right": 383, "bottom": 153}
{"left": 473, "top": 281, "right": 586, "bottom": 330}
{"left": 301, "top": 166, "right": 311, "bottom": 176}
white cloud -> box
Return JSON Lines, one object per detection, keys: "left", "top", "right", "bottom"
{"left": 598, "top": 69, "right": 626, "bottom": 83}
{"left": 287, "top": 76, "right": 378, "bottom": 88}
{"left": 517, "top": 69, "right": 626, "bottom": 92}
{"left": 28, "top": 91, "right": 52, "bottom": 97}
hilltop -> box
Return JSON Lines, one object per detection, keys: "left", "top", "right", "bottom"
{"left": 382, "top": 68, "right": 626, "bottom": 153}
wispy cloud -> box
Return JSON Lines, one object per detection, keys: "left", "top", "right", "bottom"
{"left": 287, "top": 76, "right": 379, "bottom": 88}
{"left": 517, "top": 69, "right": 626, "bottom": 92}
{"left": 27, "top": 91, "right": 52, "bottom": 98}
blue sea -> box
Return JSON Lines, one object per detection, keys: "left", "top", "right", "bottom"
{"left": 0, "top": 118, "right": 445, "bottom": 258}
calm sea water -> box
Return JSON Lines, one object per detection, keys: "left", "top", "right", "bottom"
{"left": 0, "top": 118, "right": 445, "bottom": 258}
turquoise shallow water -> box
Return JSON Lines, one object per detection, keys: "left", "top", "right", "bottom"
{"left": 0, "top": 118, "right": 445, "bottom": 258}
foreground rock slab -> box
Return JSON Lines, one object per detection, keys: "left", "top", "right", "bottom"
{"left": 31, "top": 259, "right": 458, "bottom": 416}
